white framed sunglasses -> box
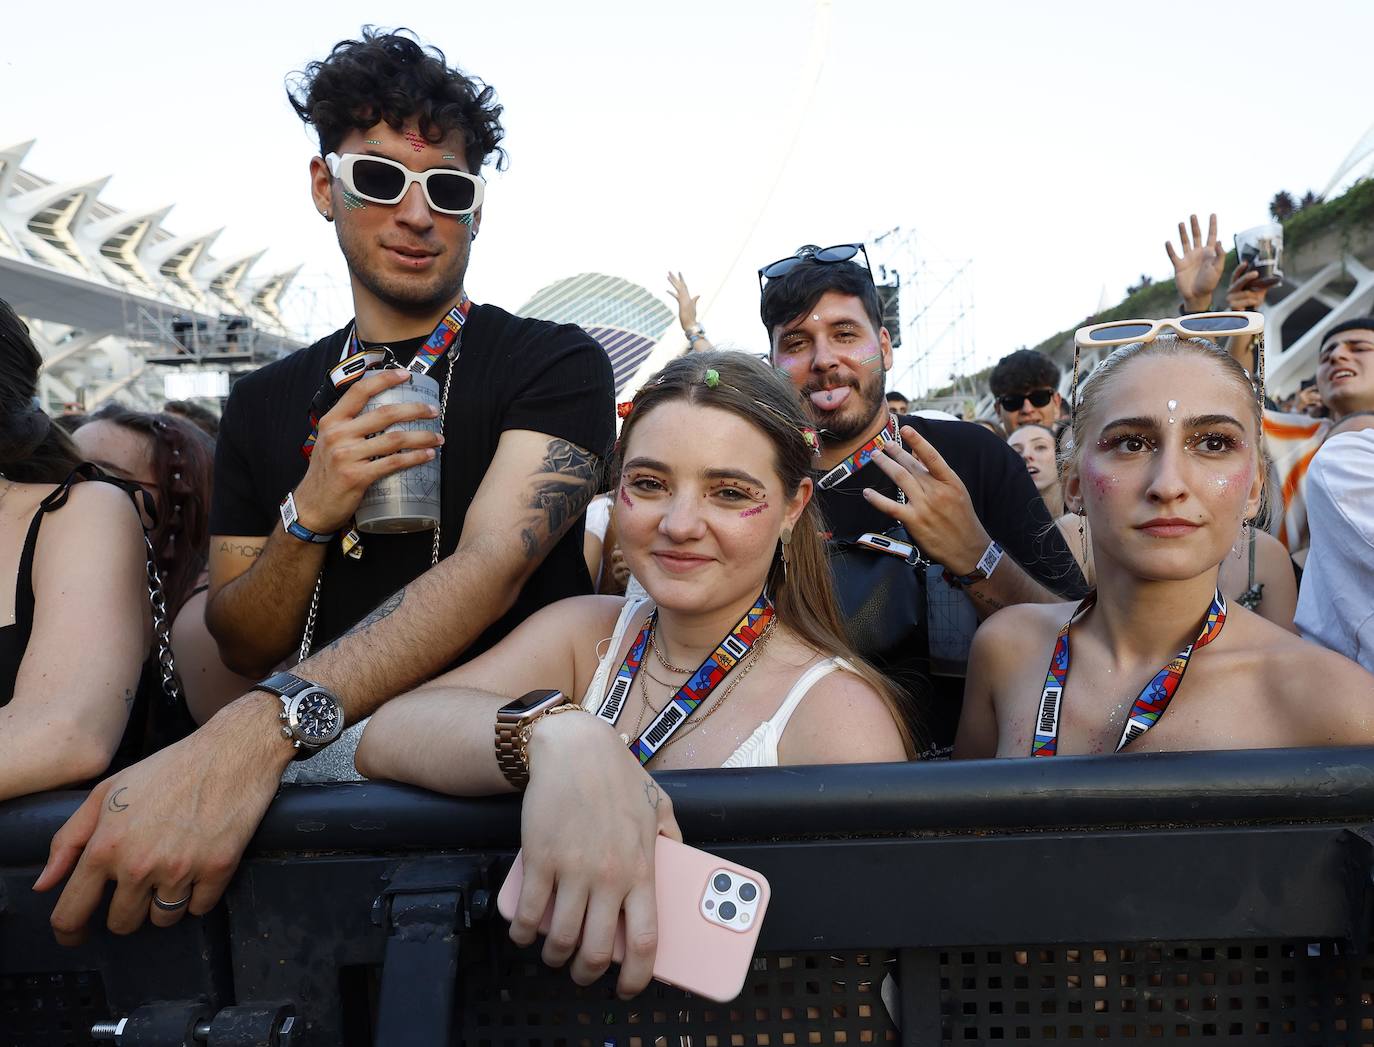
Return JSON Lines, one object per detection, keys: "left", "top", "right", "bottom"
{"left": 325, "top": 152, "right": 485, "bottom": 215}
{"left": 1074, "top": 311, "right": 1263, "bottom": 349}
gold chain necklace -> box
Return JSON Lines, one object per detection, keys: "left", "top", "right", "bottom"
{"left": 629, "top": 620, "right": 777, "bottom": 750}
{"left": 648, "top": 622, "right": 695, "bottom": 674}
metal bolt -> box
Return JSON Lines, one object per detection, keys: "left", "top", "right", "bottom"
{"left": 90, "top": 1017, "right": 127, "bottom": 1043}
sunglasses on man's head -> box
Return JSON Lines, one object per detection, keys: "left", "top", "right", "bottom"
{"left": 1074, "top": 311, "right": 1263, "bottom": 350}
{"left": 998, "top": 389, "right": 1056, "bottom": 413}
{"left": 326, "top": 152, "right": 485, "bottom": 215}
{"left": 757, "top": 242, "right": 873, "bottom": 292}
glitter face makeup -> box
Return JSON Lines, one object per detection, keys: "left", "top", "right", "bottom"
{"left": 341, "top": 189, "right": 367, "bottom": 211}
{"left": 364, "top": 139, "right": 383, "bottom": 145}
{"left": 403, "top": 129, "right": 427, "bottom": 152}
{"left": 442, "top": 154, "right": 457, "bottom": 160}
{"left": 619, "top": 486, "right": 634, "bottom": 510}
{"left": 1167, "top": 399, "right": 1179, "bottom": 424}
{"left": 738, "top": 503, "right": 770, "bottom": 518}
{"left": 859, "top": 345, "right": 883, "bottom": 369}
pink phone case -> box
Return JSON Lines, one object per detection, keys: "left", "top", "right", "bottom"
{"left": 496, "top": 835, "right": 770, "bottom": 1003}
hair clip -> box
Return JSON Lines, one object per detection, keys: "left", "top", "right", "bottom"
{"left": 801, "top": 426, "right": 821, "bottom": 457}
{"left": 616, "top": 401, "right": 635, "bottom": 419}
{"left": 704, "top": 369, "right": 720, "bottom": 388}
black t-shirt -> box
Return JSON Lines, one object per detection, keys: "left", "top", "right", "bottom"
{"left": 817, "top": 414, "right": 1086, "bottom": 753}
{"left": 211, "top": 303, "right": 614, "bottom": 659}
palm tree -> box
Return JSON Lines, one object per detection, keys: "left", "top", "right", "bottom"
{"left": 1270, "top": 191, "right": 1297, "bottom": 221}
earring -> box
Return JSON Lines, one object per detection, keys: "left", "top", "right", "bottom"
{"left": 323, "top": 209, "right": 333, "bottom": 222}
{"left": 1077, "top": 508, "right": 1090, "bottom": 578}
{"left": 778, "top": 527, "right": 792, "bottom": 584}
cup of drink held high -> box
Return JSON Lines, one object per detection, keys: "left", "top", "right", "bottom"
{"left": 1234, "top": 223, "right": 1284, "bottom": 288}
{"left": 354, "top": 368, "right": 442, "bottom": 534}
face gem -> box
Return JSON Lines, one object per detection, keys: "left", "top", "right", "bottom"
{"left": 442, "top": 153, "right": 457, "bottom": 160}
{"left": 811, "top": 314, "right": 821, "bottom": 322}
{"left": 341, "top": 188, "right": 367, "bottom": 211}
{"left": 619, "top": 486, "right": 633, "bottom": 509}
{"left": 403, "top": 129, "right": 427, "bottom": 152}
{"left": 458, "top": 213, "right": 474, "bottom": 226}
{"left": 739, "top": 503, "right": 770, "bottom": 518}
{"left": 364, "top": 139, "right": 382, "bottom": 145}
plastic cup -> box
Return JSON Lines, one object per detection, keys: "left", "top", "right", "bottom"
{"left": 1235, "top": 223, "right": 1284, "bottom": 288}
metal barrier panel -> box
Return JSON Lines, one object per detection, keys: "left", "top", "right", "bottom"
{"left": 4, "top": 748, "right": 1374, "bottom": 1045}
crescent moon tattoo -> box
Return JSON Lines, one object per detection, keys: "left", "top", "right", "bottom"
{"left": 108, "top": 787, "right": 130, "bottom": 812}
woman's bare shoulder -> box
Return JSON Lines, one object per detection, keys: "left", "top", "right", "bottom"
{"left": 975, "top": 601, "right": 1076, "bottom": 653}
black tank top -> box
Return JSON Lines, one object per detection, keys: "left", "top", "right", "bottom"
{"left": 0, "top": 474, "right": 173, "bottom": 774}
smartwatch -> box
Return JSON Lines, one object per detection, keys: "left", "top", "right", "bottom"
{"left": 495, "top": 689, "right": 570, "bottom": 788}
{"left": 280, "top": 491, "right": 332, "bottom": 544}
{"left": 946, "top": 540, "right": 1005, "bottom": 588}
{"left": 256, "top": 671, "right": 345, "bottom": 757}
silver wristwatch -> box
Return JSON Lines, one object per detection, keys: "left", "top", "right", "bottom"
{"left": 256, "top": 671, "right": 345, "bottom": 757}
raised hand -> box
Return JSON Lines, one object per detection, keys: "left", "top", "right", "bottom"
{"left": 293, "top": 369, "right": 445, "bottom": 534}
{"left": 863, "top": 425, "right": 991, "bottom": 576}
{"left": 666, "top": 272, "right": 700, "bottom": 333}
{"left": 1165, "top": 213, "right": 1226, "bottom": 312}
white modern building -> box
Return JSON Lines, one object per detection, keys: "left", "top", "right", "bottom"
{"left": 518, "top": 273, "right": 673, "bottom": 396}
{"left": 0, "top": 139, "right": 303, "bottom": 411}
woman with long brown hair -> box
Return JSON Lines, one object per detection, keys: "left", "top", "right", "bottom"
{"left": 0, "top": 299, "right": 150, "bottom": 800}
{"left": 356, "top": 351, "right": 911, "bottom": 994}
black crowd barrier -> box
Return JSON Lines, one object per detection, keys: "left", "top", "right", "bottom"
{"left": 5, "top": 747, "right": 1374, "bottom": 1046}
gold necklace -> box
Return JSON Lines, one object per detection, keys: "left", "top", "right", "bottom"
{"left": 648, "top": 622, "right": 695, "bottom": 674}
{"left": 629, "top": 620, "right": 777, "bottom": 751}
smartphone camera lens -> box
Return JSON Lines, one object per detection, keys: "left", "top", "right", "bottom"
{"left": 738, "top": 882, "right": 757, "bottom": 902}
{"left": 713, "top": 873, "right": 732, "bottom": 893}
{"left": 718, "top": 900, "right": 737, "bottom": 921}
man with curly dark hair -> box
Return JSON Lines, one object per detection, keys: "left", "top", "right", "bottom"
{"left": 987, "top": 349, "right": 1063, "bottom": 434}
{"left": 37, "top": 28, "right": 614, "bottom": 943}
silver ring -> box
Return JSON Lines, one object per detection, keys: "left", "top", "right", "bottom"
{"left": 151, "top": 891, "right": 191, "bottom": 912}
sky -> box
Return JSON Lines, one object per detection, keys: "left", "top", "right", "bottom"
{"left": 5, "top": 0, "right": 1371, "bottom": 395}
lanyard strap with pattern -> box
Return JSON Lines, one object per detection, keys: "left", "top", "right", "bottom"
{"left": 1031, "top": 588, "right": 1227, "bottom": 757}
{"left": 596, "top": 593, "right": 775, "bottom": 765}
{"left": 301, "top": 296, "right": 472, "bottom": 459}
{"left": 816, "top": 412, "right": 899, "bottom": 490}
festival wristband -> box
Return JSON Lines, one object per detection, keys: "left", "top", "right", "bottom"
{"left": 279, "top": 491, "right": 333, "bottom": 544}
{"left": 945, "top": 540, "right": 1004, "bottom": 587}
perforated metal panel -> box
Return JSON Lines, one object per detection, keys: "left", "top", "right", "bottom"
{"left": 459, "top": 946, "right": 899, "bottom": 1046}
{"left": 0, "top": 971, "right": 108, "bottom": 1047}
{"left": 938, "top": 939, "right": 1371, "bottom": 1043}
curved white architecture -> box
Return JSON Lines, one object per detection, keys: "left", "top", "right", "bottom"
{"left": 0, "top": 139, "right": 302, "bottom": 410}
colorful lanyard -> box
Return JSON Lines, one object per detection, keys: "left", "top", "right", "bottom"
{"left": 596, "top": 593, "right": 775, "bottom": 765}
{"left": 1031, "top": 588, "right": 1227, "bottom": 757}
{"left": 816, "top": 413, "right": 899, "bottom": 490}
{"left": 301, "top": 296, "right": 472, "bottom": 459}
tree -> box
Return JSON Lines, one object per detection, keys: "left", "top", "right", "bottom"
{"left": 1126, "top": 274, "right": 1154, "bottom": 296}
{"left": 1270, "top": 191, "right": 1297, "bottom": 221}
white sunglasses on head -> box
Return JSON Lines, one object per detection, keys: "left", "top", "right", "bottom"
{"left": 325, "top": 152, "right": 485, "bottom": 215}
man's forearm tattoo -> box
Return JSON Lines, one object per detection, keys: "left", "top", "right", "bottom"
{"left": 519, "top": 439, "right": 598, "bottom": 559}
{"left": 217, "top": 541, "right": 263, "bottom": 559}
{"left": 331, "top": 588, "right": 408, "bottom": 651}
{"left": 107, "top": 787, "right": 130, "bottom": 813}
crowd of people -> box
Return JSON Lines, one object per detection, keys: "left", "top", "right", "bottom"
{"left": 2, "top": 26, "right": 1371, "bottom": 999}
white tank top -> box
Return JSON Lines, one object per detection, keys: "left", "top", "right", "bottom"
{"left": 580, "top": 598, "right": 849, "bottom": 768}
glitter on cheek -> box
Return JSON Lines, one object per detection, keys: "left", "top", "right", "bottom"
{"left": 341, "top": 188, "right": 367, "bottom": 211}
{"left": 858, "top": 345, "right": 883, "bottom": 369}
{"left": 739, "top": 503, "right": 770, "bottom": 518}
{"left": 619, "top": 486, "right": 633, "bottom": 510}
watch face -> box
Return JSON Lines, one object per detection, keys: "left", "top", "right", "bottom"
{"left": 295, "top": 691, "right": 341, "bottom": 741}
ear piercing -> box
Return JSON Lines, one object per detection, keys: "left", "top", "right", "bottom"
{"left": 323, "top": 209, "right": 333, "bottom": 221}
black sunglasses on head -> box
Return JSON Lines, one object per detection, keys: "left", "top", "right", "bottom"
{"left": 998, "top": 388, "right": 1056, "bottom": 413}
{"left": 757, "top": 243, "right": 873, "bottom": 292}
